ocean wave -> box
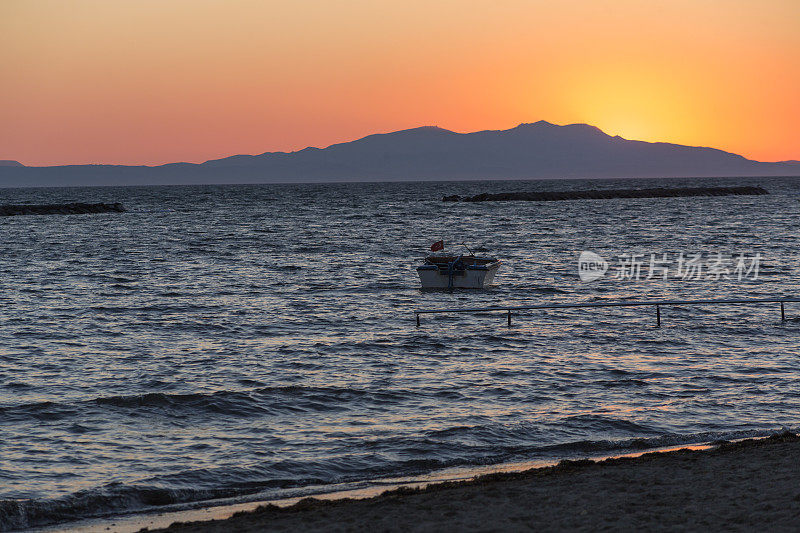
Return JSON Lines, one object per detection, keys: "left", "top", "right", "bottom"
{"left": 0, "top": 483, "right": 235, "bottom": 531}
{"left": 0, "top": 401, "right": 79, "bottom": 423}
{"left": 558, "top": 414, "right": 662, "bottom": 434}
{"left": 0, "top": 385, "right": 409, "bottom": 423}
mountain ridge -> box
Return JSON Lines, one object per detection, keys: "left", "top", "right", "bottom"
{"left": 1, "top": 121, "right": 796, "bottom": 187}
{"left": 202, "top": 120, "right": 758, "bottom": 169}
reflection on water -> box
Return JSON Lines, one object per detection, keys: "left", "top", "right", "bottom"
{"left": 1, "top": 176, "right": 800, "bottom": 530}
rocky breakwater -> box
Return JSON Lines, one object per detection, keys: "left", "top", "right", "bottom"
{"left": 0, "top": 202, "right": 126, "bottom": 216}
{"left": 442, "top": 186, "right": 769, "bottom": 202}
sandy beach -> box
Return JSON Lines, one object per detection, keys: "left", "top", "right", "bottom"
{"left": 146, "top": 432, "right": 800, "bottom": 532}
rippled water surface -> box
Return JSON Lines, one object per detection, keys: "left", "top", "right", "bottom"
{"left": 2, "top": 176, "right": 800, "bottom": 530}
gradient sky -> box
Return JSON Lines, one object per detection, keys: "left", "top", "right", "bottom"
{"left": 2, "top": 0, "right": 798, "bottom": 166}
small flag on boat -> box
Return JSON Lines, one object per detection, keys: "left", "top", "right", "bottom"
{"left": 430, "top": 240, "right": 444, "bottom": 252}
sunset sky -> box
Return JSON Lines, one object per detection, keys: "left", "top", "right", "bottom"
{"left": 1, "top": 0, "right": 798, "bottom": 166}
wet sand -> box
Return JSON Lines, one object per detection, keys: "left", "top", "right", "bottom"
{"left": 150, "top": 433, "right": 800, "bottom": 532}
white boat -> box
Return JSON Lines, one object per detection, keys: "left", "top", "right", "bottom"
{"left": 417, "top": 255, "right": 500, "bottom": 289}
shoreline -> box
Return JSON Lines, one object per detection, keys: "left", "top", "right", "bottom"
{"left": 44, "top": 439, "right": 718, "bottom": 533}
{"left": 113, "top": 432, "right": 800, "bottom": 532}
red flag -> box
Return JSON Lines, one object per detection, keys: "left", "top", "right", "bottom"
{"left": 430, "top": 240, "right": 444, "bottom": 252}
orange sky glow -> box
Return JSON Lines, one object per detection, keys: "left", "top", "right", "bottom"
{"left": 1, "top": 0, "right": 798, "bottom": 166}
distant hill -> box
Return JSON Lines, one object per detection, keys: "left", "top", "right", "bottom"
{"left": 0, "top": 160, "right": 24, "bottom": 167}
{"left": 0, "top": 121, "right": 797, "bottom": 187}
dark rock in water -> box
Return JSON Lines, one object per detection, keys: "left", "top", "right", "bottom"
{"left": 0, "top": 202, "right": 126, "bottom": 216}
{"left": 442, "top": 186, "right": 769, "bottom": 202}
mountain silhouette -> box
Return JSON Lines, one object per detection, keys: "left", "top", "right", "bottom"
{"left": 1, "top": 121, "right": 796, "bottom": 186}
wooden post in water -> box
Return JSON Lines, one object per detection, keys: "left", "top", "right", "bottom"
{"left": 414, "top": 297, "right": 800, "bottom": 328}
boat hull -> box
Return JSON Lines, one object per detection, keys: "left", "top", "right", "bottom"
{"left": 417, "top": 262, "right": 499, "bottom": 289}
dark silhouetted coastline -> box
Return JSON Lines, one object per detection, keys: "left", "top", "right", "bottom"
{"left": 0, "top": 202, "right": 125, "bottom": 216}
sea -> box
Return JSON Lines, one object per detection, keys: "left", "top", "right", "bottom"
{"left": 2, "top": 175, "right": 800, "bottom": 531}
